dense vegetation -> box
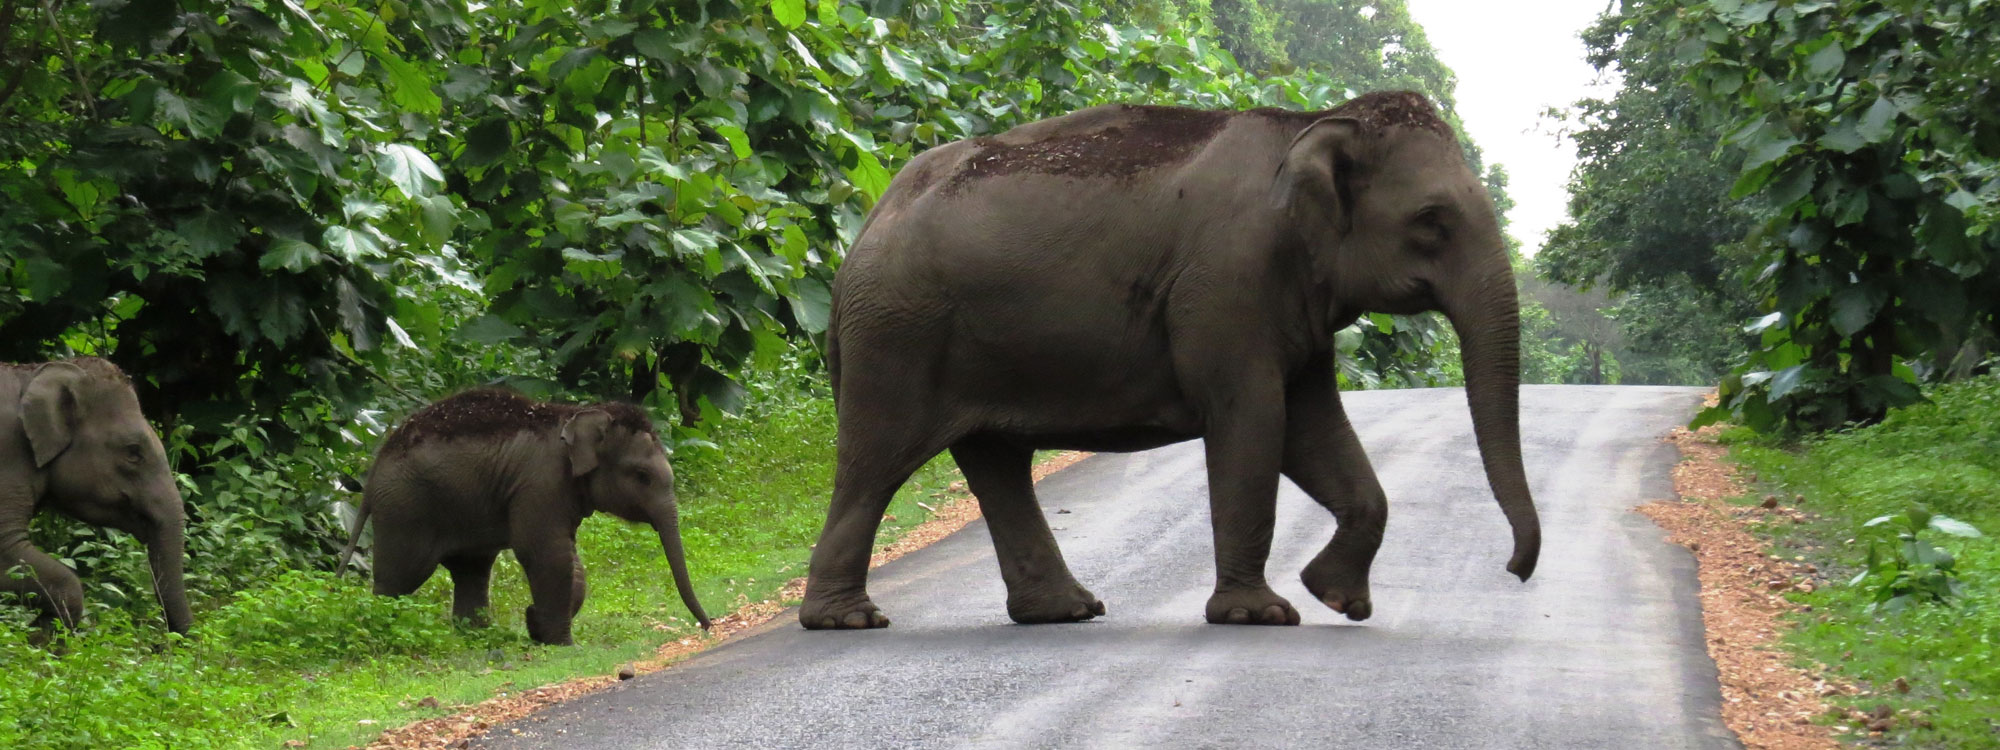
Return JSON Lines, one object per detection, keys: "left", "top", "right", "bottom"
{"left": 1, "top": 0, "right": 1527, "bottom": 746}
{"left": 1543, "top": 0, "right": 1998, "bottom": 426}
{"left": 1726, "top": 374, "right": 1999, "bottom": 746}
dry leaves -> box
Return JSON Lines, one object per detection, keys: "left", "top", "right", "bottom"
{"left": 1638, "top": 422, "right": 1853, "bottom": 750}
{"left": 352, "top": 451, "right": 1091, "bottom": 750}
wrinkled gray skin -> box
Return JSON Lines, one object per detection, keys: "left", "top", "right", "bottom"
{"left": 802, "top": 91, "right": 1541, "bottom": 629}
{"left": 0, "top": 359, "right": 193, "bottom": 636}
{"left": 340, "top": 391, "right": 710, "bottom": 645}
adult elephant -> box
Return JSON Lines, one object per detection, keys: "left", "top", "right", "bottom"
{"left": 1, "top": 358, "right": 193, "bottom": 635}
{"left": 801, "top": 91, "right": 1540, "bottom": 630}
{"left": 340, "top": 389, "right": 710, "bottom": 645}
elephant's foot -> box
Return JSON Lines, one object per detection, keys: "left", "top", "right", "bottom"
{"left": 799, "top": 594, "right": 891, "bottom": 630}
{"left": 1204, "top": 585, "right": 1300, "bottom": 626}
{"left": 1301, "top": 554, "right": 1373, "bottom": 622}
{"left": 1006, "top": 581, "right": 1105, "bottom": 624}
{"left": 523, "top": 605, "right": 574, "bottom": 645}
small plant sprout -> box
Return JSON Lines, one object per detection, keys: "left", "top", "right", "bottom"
{"left": 1849, "top": 505, "right": 1984, "bottom": 613}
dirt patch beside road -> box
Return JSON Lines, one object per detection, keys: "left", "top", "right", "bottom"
{"left": 1638, "top": 423, "right": 1850, "bottom": 750}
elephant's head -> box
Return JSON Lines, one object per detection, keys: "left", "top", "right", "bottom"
{"left": 561, "top": 406, "right": 712, "bottom": 629}
{"left": 18, "top": 359, "right": 193, "bottom": 633}
{"left": 1277, "top": 91, "right": 1541, "bottom": 581}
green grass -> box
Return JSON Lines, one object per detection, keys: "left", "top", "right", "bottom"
{"left": 0, "top": 392, "right": 966, "bottom": 750}
{"left": 1723, "top": 374, "right": 2000, "bottom": 748}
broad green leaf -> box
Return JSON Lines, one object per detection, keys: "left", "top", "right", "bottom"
{"left": 844, "top": 151, "right": 892, "bottom": 201}
{"left": 1855, "top": 96, "right": 1898, "bottom": 144}
{"left": 787, "top": 275, "right": 831, "bottom": 333}
{"left": 1818, "top": 118, "right": 1867, "bottom": 153}
{"left": 771, "top": 0, "right": 807, "bottom": 28}
{"left": 457, "top": 314, "right": 525, "bottom": 344}
{"left": 1829, "top": 286, "right": 1879, "bottom": 336}
{"left": 176, "top": 211, "right": 241, "bottom": 259}
{"left": 633, "top": 29, "right": 675, "bottom": 61}
{"left": 384, "top": 317, "right": 417, "bottom": 350}
{"left": 374, "top": 144, "right": 445, "bottom": 198}
{"left": 1766, "top": 365, "right": 1807, "bottom": 401}
{"left": 376, "top": 52, "right": 442, "bottom": 115}
{"left": 1803, "top": 42, "right": 1844, "bottom": 79}
{"left": 828, "top": 51, "right": 864, "bottom": 77}
{"left": 259, "top": 239, "right": 323, "bottom": 272}
{"left": 155, "top": 89, "right": 226, "bottom": 138}
{"left": 714, "top": 124, "right": 753, "bottom": 159}
{"left": 1929, "top": 517, "right": 1982, "bottom": 538}
{"left": 325, "top": 226, "right": 385, "bottom": 260}
{"left": 1741, "top": 128, "right": 1801, "bottom": 171}
{"left": 1744, "top": 312, "right": 1784, "bottom": 334}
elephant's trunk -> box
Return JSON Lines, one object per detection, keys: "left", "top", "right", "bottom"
{"left": 146, "top": 508, "right": 193, "bottom": 634}
{"left": 1442, "top": 262, "right": 1542, "bottom": 582}
{"left": 648, "top": 497, "right": 711, "bottom": 629}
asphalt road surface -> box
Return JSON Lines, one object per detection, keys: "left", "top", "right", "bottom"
{"left": 474, "top": 385, "right": 1736, "bottom": 750}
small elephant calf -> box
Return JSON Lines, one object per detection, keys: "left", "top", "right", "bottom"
{"left": 2, "top": 358, "right": 192, "bottom": 636}
{"left": 340, "top": 389, "right": 710, "bottom": 645}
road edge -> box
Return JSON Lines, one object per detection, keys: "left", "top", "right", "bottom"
{"left": 357, "top": 451, "right": 1093, "bottom": 750}
{"left": 1636, "top": 421, "right": 1850, "bottom": 750}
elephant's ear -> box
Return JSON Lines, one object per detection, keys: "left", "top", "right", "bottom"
{"left": 560, "top": 410, "right": 611, "bottom": 478}
{"left": 1272, "top": 116, "right": 1361, "bottom": 236}
{"left": 20, "top": 362, "right": 86, "bottom": 468}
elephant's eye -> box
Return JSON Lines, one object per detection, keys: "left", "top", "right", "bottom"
{"left": 632, "top": 469, "right": 651, "bottom": 486}
{"left": 1411, "top": 207, "right": 1451, "bottom": 245}
{"left": 125, "top": 444, "right": 144, "bottom": 465}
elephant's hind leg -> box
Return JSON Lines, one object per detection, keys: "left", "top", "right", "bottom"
{"left": 950, "top": 437, "right": 1102, "bottom": 624}
{"left": 370, "top": 531, "right": 439, "bottom": 599}
{"left": 442, "top": 550, "right": 499, "bottom": 626}
{"left": 1284, "top": 367, "right": 1386, "bottom": 622}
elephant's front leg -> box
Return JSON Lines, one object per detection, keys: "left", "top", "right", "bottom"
{"left": 1197, "top": 365, "right": 1300, "bottom": 626}
{"left": 950, "top": 437, "right": 1103, "bottom": 624}
{"left": 1, "top": 543, "right": 86, "bottom": 633}
{"left": 1283, "top": 359, "right": 1387, "bottom": 621}
{"left": 514, "top": 540, "right": 579, "bottom": 646}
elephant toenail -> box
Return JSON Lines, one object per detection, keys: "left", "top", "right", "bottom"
{"left": 819, "top": 616, "right": 837, "bottom": 629}
{"left": 1262, "top": 604, "right": 1288, "bottom": 624}
{"left": 871, "top": 611, "right": 891, "bottom": 627}
{"left": 1227, "top": 607, "right": 1251, "bottom": 624}
{"left": 1345, "top": 600, "right": 1372, "bottom": 621}
{"left": 842, "top": 611, "right": 871, "bottom": 628}
{"left": 1090, "top": 600, "right": 1106, "bottom": 616}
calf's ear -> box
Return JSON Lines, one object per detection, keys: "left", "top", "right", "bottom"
{"left": 21, "top": 363, "right": 88, "bottom": 468}
{"left": 560, "top": 411, "right": 612, "bottom": 477}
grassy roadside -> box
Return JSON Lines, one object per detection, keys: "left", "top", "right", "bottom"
{"left": 1, "top": 392, "right": 964, "bottom": 750}
{"left": 1722, "top": 374, "right": 1999, "bottom": 747}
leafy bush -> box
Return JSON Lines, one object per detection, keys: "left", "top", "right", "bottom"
{"left": 1731, "top": 374, "right": 2000, "bottom": 745}
{"left": 1851, "top": 507, "right": 1984, "bottom": 613}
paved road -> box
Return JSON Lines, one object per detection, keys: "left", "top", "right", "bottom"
{"left": 474, "top": 385, "right": 1735, "bottom": 750}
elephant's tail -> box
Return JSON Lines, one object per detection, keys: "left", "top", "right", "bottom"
{"left": 335, "top": 497, "right": 371, "bottom": 578}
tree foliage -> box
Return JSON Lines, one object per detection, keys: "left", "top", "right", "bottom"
{"left": 1679, "top": 0, "right": 2000, "bottom": 431}
{"left": 1548, "top": 0, "right": 1999, "bottom": 421}
{"left": 0, "top": 0, "right": 1516, "bottom": 617}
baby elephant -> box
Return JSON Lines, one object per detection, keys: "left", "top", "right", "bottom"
{"left": 340, "top": 389, "right": 710, "bottom": 644}
{"left": 1, "top": 358, "right": 192, "bottom": 636}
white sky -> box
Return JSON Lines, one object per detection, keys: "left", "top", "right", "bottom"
{"left": 1403, "top": 0, "right": 1616, "bottom": 255}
